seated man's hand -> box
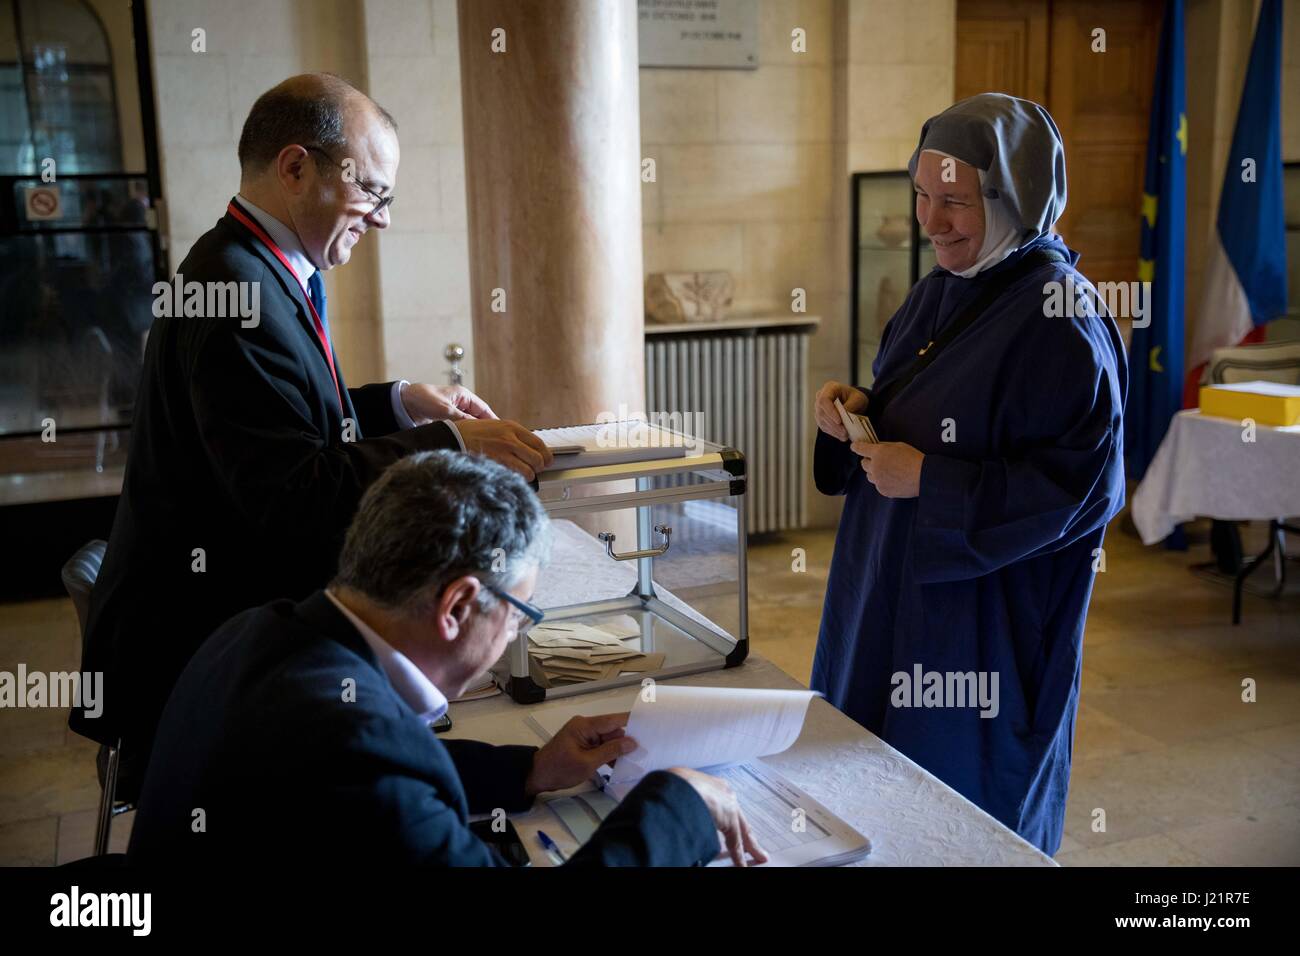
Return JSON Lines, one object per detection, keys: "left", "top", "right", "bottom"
{"left": 456, "top": 419, "right": 554, "bottom": 480}
{"left": 667, "top": 767, "right": 769, "bottom": 867}
{"left": 401, "top": 383, "right": 498, "bottom": 424}
{"left": 815, "top": 381, "right": 868, "bottom": 441}
{"left": 525, "top": 712, "right": 635, "bottom": 796}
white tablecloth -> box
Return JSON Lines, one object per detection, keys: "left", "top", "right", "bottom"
{"left": 468, "top": 517, "right": 1053, "bottom": 864}
{"left": 448, "top": 656, "right": 1054, "bottom": 866}
{"left": 1131, "top": 410, "right": 1300, "bottom": 545}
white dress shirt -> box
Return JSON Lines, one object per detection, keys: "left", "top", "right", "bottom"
{"left": 234, "top": 195, "right": 464, "bottom": 449}
{"left": 324, "top": 589, "right": 449, "bottom": 723}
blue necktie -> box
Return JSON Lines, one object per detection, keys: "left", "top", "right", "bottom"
{"left": 307, "top": 270, "right": 329, "bottom": 337}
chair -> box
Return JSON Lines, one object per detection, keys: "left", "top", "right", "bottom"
{"left": 1203, "top": 339, "right": 1300, "bottom": 388}
{"left": 60, "top": 540, "right": 131, "bottom": 856}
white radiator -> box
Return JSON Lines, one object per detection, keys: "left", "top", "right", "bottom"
{"left": 645, "top": 328, "right": 809, "bottom": 534}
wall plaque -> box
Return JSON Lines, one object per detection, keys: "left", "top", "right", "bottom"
{"left": 638, "top": 0, "right": 759, "bottom": 70}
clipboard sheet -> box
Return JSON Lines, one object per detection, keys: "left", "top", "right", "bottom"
{"left": 527, "top": 696, "right": 871, "bottom": 867}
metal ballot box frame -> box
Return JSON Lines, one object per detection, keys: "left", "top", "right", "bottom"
{"left": 495, "top": 436, "right": 748, "bottom": 704}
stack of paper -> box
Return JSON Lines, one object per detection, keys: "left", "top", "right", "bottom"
{"left": 834, "top": 397, "right": 878, "bottom": 443}
{"left": 527, "top": 618, "right": 664, "bottom": 686}
{"left": 450, "top": 677, "right": 500, "bottom": 703}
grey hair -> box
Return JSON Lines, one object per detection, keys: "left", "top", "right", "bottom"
{"left": 237, "top": 72, "right": 397, "bottom": 174}
{"left": 331, "top": 451, "right": 550, "bottom": 617}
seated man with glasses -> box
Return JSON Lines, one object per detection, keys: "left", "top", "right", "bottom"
{"left": 128, "top": 451, "right": 767, "bottom": 867}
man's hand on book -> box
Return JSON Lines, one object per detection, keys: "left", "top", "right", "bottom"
{"left": 668, "top": 767, "right": 770, "bottom": 867}
{"left": 457, "top": 419, "right": 554, "bottom": 480}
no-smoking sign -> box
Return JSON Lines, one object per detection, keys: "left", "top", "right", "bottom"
{"left": 24, "top": 185, "right": 62, "bottom": 221}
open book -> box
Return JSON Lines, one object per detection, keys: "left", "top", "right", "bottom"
{"left": 534, "top": 421, "right": 694, "bottom": 471}
{"left": 527, "top": 686, "right": 871, "bottom": 867}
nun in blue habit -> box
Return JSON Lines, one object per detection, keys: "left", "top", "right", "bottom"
{"left": 811, "top": 94, "right": 1128, "bottom": 856}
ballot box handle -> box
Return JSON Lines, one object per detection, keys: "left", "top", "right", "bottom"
{"left": 598, "top": 525, "right": 672, "bottom": 561}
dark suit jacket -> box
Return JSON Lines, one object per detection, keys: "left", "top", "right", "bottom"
{"left": 126, "top": 591, "right": 721, "bottom": 866}
{"left": 73, "top": 200, "right": 459, "bottom": 786}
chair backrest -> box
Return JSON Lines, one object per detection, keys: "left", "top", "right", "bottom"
{"left": 61, "top": 540, "right": 107, "bottom": 641}
{"left": 1206, "top": 340, "right": 1300, "bottom": 385}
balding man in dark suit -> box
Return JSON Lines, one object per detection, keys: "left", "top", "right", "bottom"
{"left": 73, "top": 74, "right": 552, "bottom": 797}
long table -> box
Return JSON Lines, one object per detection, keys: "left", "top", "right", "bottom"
{"left": 445, "top": 654, "right": 1055, "bottom": 866}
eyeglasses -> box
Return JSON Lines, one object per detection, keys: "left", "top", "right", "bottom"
{"left": 304, "top": 145, "right": 395, "bottom": 215}
{"left": 484, "top": 583, "right": 545, "bottom": 638}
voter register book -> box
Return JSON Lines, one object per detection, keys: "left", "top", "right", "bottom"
{"left": 526, "top": 686, "right": 871, "bottom": 867}
{"left": 535, "top": 420, "right": 693, "bottom": 470}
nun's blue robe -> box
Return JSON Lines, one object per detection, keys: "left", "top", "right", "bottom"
{"left": 812, "top": 235, "right": 1127, "bottom": 855}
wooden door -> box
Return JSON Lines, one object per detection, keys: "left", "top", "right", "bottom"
{"left": 955, "top": 0, "right": 1049, "bottom": 104}
{"left": 956, "top": 0, "right": 1164, "bottom": 290}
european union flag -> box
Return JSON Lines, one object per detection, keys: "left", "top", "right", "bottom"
{"left": 1125, "top": 0, "right": 1186, "bottom": 481}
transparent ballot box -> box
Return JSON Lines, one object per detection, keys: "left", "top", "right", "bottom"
{"left": 493, "top": 438, "right": 748, "bottom": 703}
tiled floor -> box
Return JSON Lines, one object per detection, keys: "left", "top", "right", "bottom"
{"left": 744, "top": 515, "right": 1300, "bottom": 866}
{"left": 1, "top": 513, "right": 1296, "bottom": 865}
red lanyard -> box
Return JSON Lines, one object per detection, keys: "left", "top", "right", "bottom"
{"left": 227, "top": 200, "right": 342, "bottom": 411}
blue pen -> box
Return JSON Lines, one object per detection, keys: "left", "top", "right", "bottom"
{"left": 536, "top": 829, "right": 569, "bottom": 864}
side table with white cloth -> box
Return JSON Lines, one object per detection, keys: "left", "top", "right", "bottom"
{"left": 1130, "top": 409, "right": 1300, "bottom": 623}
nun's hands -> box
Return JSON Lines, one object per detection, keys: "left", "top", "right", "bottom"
{"left": 853, "top": 441, "right": 924, "bottom": 498}
{"left": 815, "top": 381, "right": 869, "bottom": 441}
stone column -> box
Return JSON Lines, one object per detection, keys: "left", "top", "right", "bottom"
{"left": 458, "top": 0, "right": 645, "bottom": 428}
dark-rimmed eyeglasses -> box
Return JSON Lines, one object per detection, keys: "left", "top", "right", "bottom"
{"left": 484, "top": 582, "right": 545, "bottom": 637}
{"left": 304, "top": 145, "right": 395, "bottom": 215}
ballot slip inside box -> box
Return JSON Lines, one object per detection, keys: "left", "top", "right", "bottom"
{"left": 526, "top": 618, "right": 669, "bottom": 687}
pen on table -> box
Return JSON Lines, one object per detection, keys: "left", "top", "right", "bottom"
{"left": 537, "top": 829, "right": 568, "bottom": 864}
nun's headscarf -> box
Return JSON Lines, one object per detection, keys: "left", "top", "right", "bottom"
{"left": 908, "top": 93, "right": 1068, "bottom": 278}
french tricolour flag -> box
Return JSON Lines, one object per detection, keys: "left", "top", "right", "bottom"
{"left": 1185, "top": 0, "right": 1288, "bottom": 400}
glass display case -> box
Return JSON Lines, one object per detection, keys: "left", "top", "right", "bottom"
{"left": 851, "top": 171, "right": 935, "bottom": 384}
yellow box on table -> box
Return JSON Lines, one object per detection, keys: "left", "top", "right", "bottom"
{"left": 1198, "top": 381, "right": 1300, "bottom": 427}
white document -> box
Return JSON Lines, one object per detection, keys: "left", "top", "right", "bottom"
{"left": 834, "top": 397, "right": 878, "bottom": 444}
{"left": 525, "top": 688, "right": 871, "bottom": 867}
{"left": 528, "top": 622, "right": 627, "bottom": 647}
{"left": 608, "top": 685, "right": 815, "bottom": 788}
{"left": 1205, "top": 380, "right": 1300, "bottom": 398}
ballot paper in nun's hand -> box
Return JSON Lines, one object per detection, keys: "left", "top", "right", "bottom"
{"left": 834, "top": 397, "right": 878, "bottom": 444}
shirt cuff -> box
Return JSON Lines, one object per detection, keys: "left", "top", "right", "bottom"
{"left": 390, "top": 380, "right": 418, "bottom": 430}
{"left": 390, "top": 380, "right": 466, "bottom": 450}
{"left": 444, "top": 421, "right": 466, "bottom": 452}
